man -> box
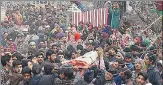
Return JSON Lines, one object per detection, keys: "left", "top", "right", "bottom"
{"left": 28, "top": 41, "right": 37, "bottom": 54}
{"left": 28, "top": 64, "right": 42, "bottom": 85}
{"left": 136, "top": 72, "right": 152, "bottom": 85}
{"left": 132, "top": 59, "right": 144, "bottom": 81}
{"left": 10, "top": 60, "right": 23, "bottom": 85}
{"left": 35, "top": 52, "right": 44, "bottom": 66}
{"left": 124, "top": 53, "right": 134, "bottom": 71}
{"left": 45, "top": 49, "right": 61, "bottom": 71}
{"left": 46, "top": 50, "right": 57, "bottom": 63}
{"left": 54, "top": 64, "right": 74, "bottom": 85}
{"left": 18, "top": 66, "right": 32, "bottom": 85}
{"left": 104, "top": 47, "right": 116, "bottom": 63}
{"left": 13, "top": 9, "right": 23, "bottom": 26}
{"left": 105, "top": 69, "right": 116, "bottom": 85}
{"left": 1, "top": 53, "right": 13, "bottom": 85}
{"left": 7, "top": 38, "right": 17, "bottom": 53}
{"left": 38, "top": 63, "right": 57, "bottom": 85}
{"left": 51, "top": 44, "right": 59, "bottom": 53}
{"left": 144, "top": 53, "right": 162, "bottom": 85}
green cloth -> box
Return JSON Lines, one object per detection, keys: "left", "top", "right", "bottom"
{"left": 77, "top": 26, "right": 83, "bottom": 31}
{"left": 149, "top": 9, "right": 163, "bottom": 16}
{"left": 110, "top": 3, "right": 120, "bottom": 29}
{"left": 143, "top": 39, "right": 150, "bottom": 47}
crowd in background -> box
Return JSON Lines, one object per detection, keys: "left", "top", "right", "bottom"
{"left": 0, "top": 1, "right": 163, "bottom": 85}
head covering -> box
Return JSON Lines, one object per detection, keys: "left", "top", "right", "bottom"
{"left": 117, "top": 52, "right": 124, "bottom": 59}
{"left": 125, "top": 52, "right": 133, "bottom": 58}
{"left": 146, "top": 53, "right": 157, "bottom": 63}
{"left": 29, "top": 41, "right": 36, "bottom": 45}
{"left": 130, "top": 45, "right": 140, "bottom": 51}
{"left": 56, "top": 32, "right": 65, "bottom": 39}
{"left": 135, "top": 58, "right": 144, "bottom": 65}
{"left": 143, "top": 39, "right": 150, "bottom": 47}
{"left": 123, "top": 47, "right": 132, "bottom": 52}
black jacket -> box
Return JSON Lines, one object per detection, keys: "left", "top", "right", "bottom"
{"left": 147, "top": 65, "right": 162, "bottom": 85}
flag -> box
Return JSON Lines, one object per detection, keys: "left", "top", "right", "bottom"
{"left": 72, "top": 7, "right": 108, "bottom": 27}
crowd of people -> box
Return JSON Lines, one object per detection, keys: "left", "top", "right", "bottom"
{"left": 1, "top": 1, "right": 163, "bottom": 85}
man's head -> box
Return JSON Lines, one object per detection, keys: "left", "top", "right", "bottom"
{"left": 136, "top": 72, "right": 148, "bottom": 85}
{"left": 76, "top": 44, "right": 83, "bottom": 55}
{"left": 86, "top": 42, "right": 93, "bottom": 51}
{"left": 1, "top": 53, "right": 13, "bottom": 67}
{"left": 108, "top": 47, "right": 116, "bottom": 56}
{"left": 12, "top": 52, "right": 23, "bottom": 61}
{"left": 105, "top": 47, "right": 115, "bottom": 57}
{"left": 13, "top": 60, "right": 22, "bottom": 74}
{"left": 105, "top": 69, "right": 116, "bottom": 81}
{"left": 112, "top": 59, "right": 125, "bottom": 70}
{"left": 71, "top": 51, "right": 77, "bottom": 59}
{"left": 3, "top": 32, "right": 8, "bottom": 39}
{"left": 59, "top": 64, "right": 74, "bottom": 79}
{"left": 51, "top": 44, "right": 58, "bottom": 52}
{"left": 32, "top": 63, "right": 42, "bottom": 75}
{"left": 123, "top": 70, "right": 132, "bottom": 79}
{"left": 22, "top": 66, "right": 31, "bottom": 82}
{"left": 125, "top": 53, "right": 133, "bottom": 63}
{"left": 46, "top": 50, "right": 57, "bottom": 63}
{"left": 115, "top": 52, "right": 124, "bottom": 60}
{"left": 35, "top": 52, "right": 44, "bottom": 64}
{"left": 28, "top": 55, "right": 38, "bottom": 64}
{"left": 44, "top": 62, "right": 54, "bottom": 75}
{"left": 29, "top": 41, "right": 36, "bottom": 49}
{"left": 39, "top": 41, "right": 46, "bottom": 49}
{"left": 144, "top": 53, "right": 157, "bottom": 66}
{"left": 57, "top": 50, "right": 65, "bottom": 62}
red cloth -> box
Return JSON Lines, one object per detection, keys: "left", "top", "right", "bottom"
{"left": 156, "top": 1, "right": 163, "bottom": 11}
{"left": 7, "top": 16, "right": 11, "bottom": 21}
{"left": 74, "top": 32, "right": 81, "bottom": 42}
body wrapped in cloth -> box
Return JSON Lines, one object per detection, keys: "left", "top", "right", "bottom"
{"left": 62, "top": 51, "right": 98, "bottom": 69}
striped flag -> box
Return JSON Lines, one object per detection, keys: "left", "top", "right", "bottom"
{"left": 72, "top": 7, "right": 108, "bottom": 27}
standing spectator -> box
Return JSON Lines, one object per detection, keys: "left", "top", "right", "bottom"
{"left": 136, "top": 72, "right": 152, "bottom": 85}
{"left": 35, "top": 52, "right": 44, "bottom": 66}
{"left": 28, "top": 64, "right": 42, "bottom": 85}
{"left": 38, "top": 63, "right": 58, "bottom": 85}
{"left": 46, "top": 50, "right": 57, "bottom": 63}
{"left": 54, "top": 64, "right": 74, "bottom": 85}
{"left": 144, "top": 53, "right": 162, "bottom": 85}
{"left": 18, "top": 66, "right": 32, "bottom": 85}
{"left": 124, "top": 53, "right": 134, "bottom": 71}
{"left": 12, "top": 9, "right": 23, "bottom": 26}
{"left": 111, "top": 2, "right": 120, "bottom": 30}
{"left": 10, "top": 60, "right": 23, "bottom": 85}
{"left": 132, "top": 59, "right": 144, "bottom": 80}
{"left": 105, "top": 69, "right": 116, "bottom": 85}
{"left": 1, "top": 54, "right": 13, "bottom": 85}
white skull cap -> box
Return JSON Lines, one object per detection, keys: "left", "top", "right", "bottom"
{"left": 29, "top": 42, "right": 36, "bottom": 45}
